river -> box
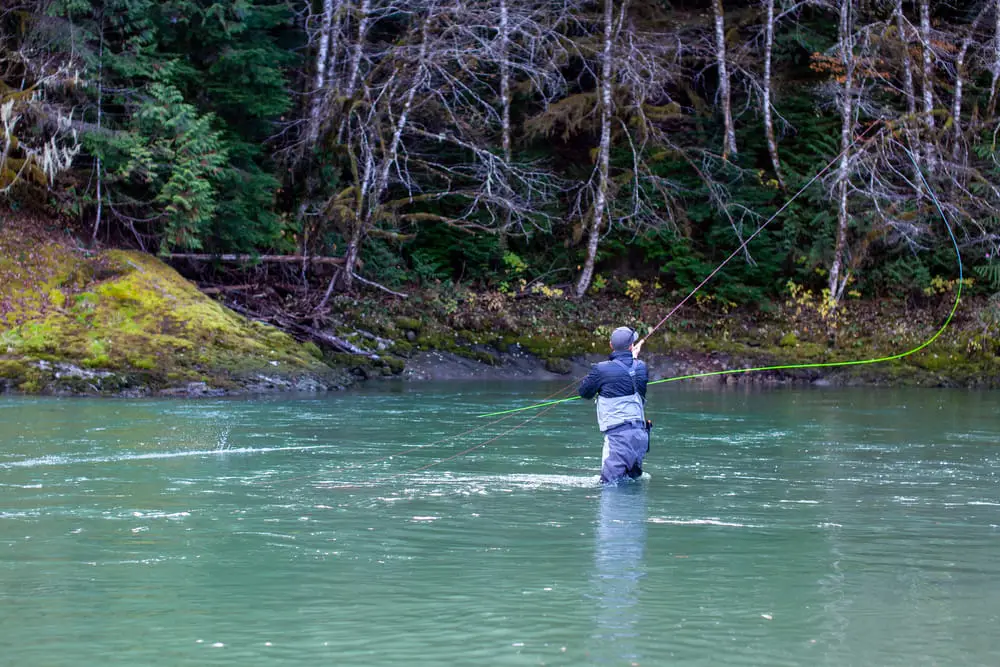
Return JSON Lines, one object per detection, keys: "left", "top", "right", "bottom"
{"left": 1, "top": 384, "right": 998, "bottom": 666}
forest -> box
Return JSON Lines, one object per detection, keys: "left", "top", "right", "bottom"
{"left": 2, "top": 0, "right": 999, "bottom": 311}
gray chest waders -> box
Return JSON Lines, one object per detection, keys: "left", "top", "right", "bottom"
{"left": 612, "top": 358, "right": 651, "bottom": 452}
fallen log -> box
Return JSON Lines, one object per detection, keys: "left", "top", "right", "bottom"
{"left": 167, "top": 253, "right": 354, "bottom": 266}
{"left": 221, "top": 300, "right": 381, "bottom": 361}
{"left": 351, "top": 272, "right": 408, "bottom": 298}
{"left": 198, "top": 284, "right": 255, "bottom": 295}
{"left": 297, "top": 325, "right": 381, "bottom": 361}
{"left": 223, "top": 300, "right": 275, "bottom": 324}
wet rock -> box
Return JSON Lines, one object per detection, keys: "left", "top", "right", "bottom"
{"left": 544, "top": 358, "right": 573, "bottom": 375}
{"left": 292, "top": 377, "right": 328, "bottom": 392}
{"left": 159, "top": 382, "right": 226, "bottom": 398}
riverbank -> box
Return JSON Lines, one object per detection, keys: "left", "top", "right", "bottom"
{"left": 0, "top": 216, "right": 351, "bottom": 396}
{"left": 305, "top": 273, "right": 999, "bottom": 390}
{"left": 2, "top": 215, "right": 998, "bottom": 395}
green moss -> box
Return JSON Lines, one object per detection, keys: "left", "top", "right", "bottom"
{"left": 383, "top": 356, "right": 406, "bottom": 374}
{"left": 392, "top": 340, "right": 414, "bottom": 356}
{"left": 302, "top": 342, "right": 323, "bottom": 359}
{"left": 395, "top": 316, "right": 422, "bottom": 331}
{"left": 779, "top": 332, "right": 799, "bottom": 347}
{"left": 19, "top": 378, "right": 44, "bottom": 393}
{"left": 130, "top": 356, "right": 158, "bottom": 370}
{"left": 82, "top": 355, "right": 111, "bottom": 369}
{"left": 0, "top": 228, "right": 345, "bottom": 395}
{"left": 48, "top": 289, "right": 66, "bottom": 308}
{"left": 0, "top": 358, "right": 29, "bottom": 382}
{"left": 508, "top": 334, "right": 588, "bottom": 360}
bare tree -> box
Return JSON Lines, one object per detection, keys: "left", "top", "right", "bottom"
{"left": 573, "top": 0, "right": 621, "bottom": 298}
{"left": 828, "top": 0, "right": 857, "bottom": 304}
{"left": 891, "top": 0, "right": 922, "bottom": 195}
{"left": 988, "top": 0, "right": 1000, "bottom": 118}
{"left": 306, "top": 0, "right": 341, "bottom": 144}
{"left": 948, "top": 7, "right": 990, "bottom": 161}
{"left": 712, "top": 0, "right": 738, "bottom": 161}
{"left": 917, "top": 0, "right": 935, "bottom": 172}
{"left": 0, "top": 6, "right": 81, "bottom": 196}
{"left": 762, "top": 0, "right": 785, "bottom": 189}
{"left": 516, "top": 0, "right": 691, "bottom": 296}
{"left": 337, "top": 8, "right": 433, "bottom": 293}
{"left": 308, "top": 0, "right": 567, "bottom": 301}
{"left": 893, "top": 0, "right": 916, "bottom": 118}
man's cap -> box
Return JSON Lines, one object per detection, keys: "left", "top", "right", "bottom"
{"left": 610, "top": 326, "right": 638, "bottom": 351}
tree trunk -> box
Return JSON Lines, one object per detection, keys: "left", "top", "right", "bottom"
{"left": 335, "top": 0, "right": 372, "bottom": 143}
{"left": 918, "top": 0, "right": 935, "bottom": 172}
{"left": 895, "top": 1, "right": 916, "bottom": 118}
{"left": 762, "top": 0, "right": 785, "bottom": 189}
{"left": 340, "top": 221, "right": 365, "bottom": 292}
{"left": 988, "top": 0, "right": 1000, "bottom": 119}
{"left": 91, "top": 18, "right": 104, "bottom": 244}
{"left": 499, "top": 0, "right": 512, "bottom": 167}
{"left": 343, "top": 0, "right": 372, "bottom": 100}
{"left": 953, "top": 36, "right": 971, "bottom": 160}
{"left": 342, "top": 15, "right": 429, "bottom": 292}
{"left": 574, "top": 0, "right": 619, "bottom": 298}
{"left": 307, "top": 0, "right": 338, "bottom": 144}
{"left": 828, "top": 0, "right": 854, "bottom": 305}
{"left": 950, "top": 7, "right": 988, "bottom": 160}
{"left": 498, "top": 0, "right": 514, "bottom": 240}
{"left": 894, "top": 0, "right": 922, "bottom": 194}
{"left": 712, "top": 0, "right": 737, "bottom": 160}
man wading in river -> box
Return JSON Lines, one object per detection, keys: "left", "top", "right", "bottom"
{"left": 579, "top": 327, "right": 651, "bottom": 484}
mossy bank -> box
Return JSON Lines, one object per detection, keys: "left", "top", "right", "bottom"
{"left": 319, "top": 277, "right": 1000, "bottom": 389}
{"left": 3, "top": 215, "right": 999, "bottom": 396}
{"left": 0, "top": 218, "right": 350, "bottom": 396}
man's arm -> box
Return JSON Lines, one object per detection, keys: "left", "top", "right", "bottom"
{"left": 632, "top": 340, "right": 647, "bottom": 399}
{"left": 578, "top": 364, "right": 602, "bottom": 399}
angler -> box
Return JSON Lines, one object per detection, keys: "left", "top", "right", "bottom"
{"left": 579, "top": 327, "right": 651, "bottom": 484}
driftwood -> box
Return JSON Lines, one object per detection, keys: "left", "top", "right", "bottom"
{"left": 167, "top": 253, "right": 352, "bottom": 266}
{"left": 198, "top": 284, "right": 254, "bottom": 294}
{"left": 296, "top": 325, "right": 381, "bottom": 360}
{"left": 221, "top": 299, "right": 381, "bottom": 360}
{"left": 355, "top": 328, "right": 394, "bottom": 349}
{"left": 351, "top": 272, "right": 408, "bottom": 298}
{"left": 223, "top": 300, "right": 274, "bottom": 324}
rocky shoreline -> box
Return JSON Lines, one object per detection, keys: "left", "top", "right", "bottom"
{"left": 383, "top": 348, "right": 979, "bottom": 390}
{"left": 3, "top": 218, "right": 997, "bottom": 398}
{"left": 3, "top": 333, "right": 995, "bottom": 398}
{"left": 2, "top": 343, "right": 964, "bottom": 398}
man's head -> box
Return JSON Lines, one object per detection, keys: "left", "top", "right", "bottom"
{"left": 609, "top": 326, "right": 638, "bottom": 352}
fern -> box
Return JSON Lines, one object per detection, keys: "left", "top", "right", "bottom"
{"left": 973, "top": 264, "right": 1000, "bottom": 290}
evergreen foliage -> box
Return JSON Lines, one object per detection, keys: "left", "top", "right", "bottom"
{"left": 2, "top": 0, "right": 998, "bottom": 302}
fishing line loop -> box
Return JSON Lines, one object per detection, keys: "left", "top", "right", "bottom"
{"left": 478, "top": 125, "right": 962, "bottom": 419}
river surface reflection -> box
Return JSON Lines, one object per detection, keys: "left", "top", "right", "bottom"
{"left": 1, "top": 385, "right": 998, "bottom": 665}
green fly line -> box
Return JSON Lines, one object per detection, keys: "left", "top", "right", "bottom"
{"left": 478, "top": 145, "right": 963, "bottom": 420}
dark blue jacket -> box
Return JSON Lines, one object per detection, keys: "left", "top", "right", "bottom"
{"left": 579, "top": 351, "right": 649, "bottom": 400}
{"left": 579, "top": 351, "right": 648, "bottom": 432}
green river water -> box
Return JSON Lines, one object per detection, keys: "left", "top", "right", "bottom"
{"left": 1, "top": 384, "right": 998, "bottom": 666}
